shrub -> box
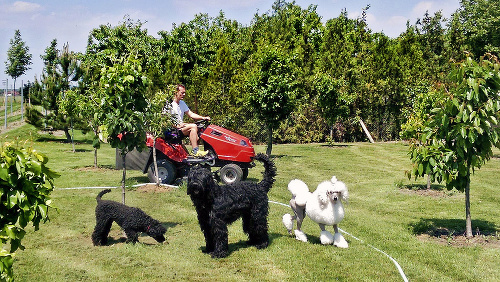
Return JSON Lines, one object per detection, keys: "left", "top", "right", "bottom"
{"left": 0, "top": 141, "right": 58, "bottom": 281}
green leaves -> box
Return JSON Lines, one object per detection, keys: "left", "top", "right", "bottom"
{"left": 408, "top": 55, "right": 500, "bottom": 192}
{"left": 0, "top": 142, "right": 57, "bottom": 280}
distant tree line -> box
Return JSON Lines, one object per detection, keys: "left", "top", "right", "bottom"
{"left": 23, "top": 0, "right": 500, "bottom": 144}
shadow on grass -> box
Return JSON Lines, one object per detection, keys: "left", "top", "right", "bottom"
{"left": 271, "top": 154, "right": 303, "bottom": 159}
{"left": 104, "top": 222, "right": 179, "bottom": 246}
{"left": 319, "top": 143, "right": 351, "bottom": 148}
{"left": 72, "top": 164, "right": 116, "bottom": 171}
{"left": 128, "top": 175, "right": 150, "bottom": 184}
{"left": 403, "top": 183, "right": 446, "bottom": 191}
{"left": 197, "top": 232, "right": 285, "bottom": 257}
{"left": 35, "top": 131, "right": 94, "bottom": 145}
{"left": 410, "top": 218, "right": 498, "bottom": 237}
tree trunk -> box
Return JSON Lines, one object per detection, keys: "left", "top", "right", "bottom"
{"left": 121, "top": 150, "right": 127, "bottom": 204}
{"left": 71, "top": 119, "right": 75, "bottom": 153}
{"left": 94, "top": 148, "right": 98, "bottom": 168}
{"left": 266, "top": 126, "right": 273, "bottom": 156}
{"left": 63, "top": 127, "right": 72, "bottom": 143}
{"left": 12, "top": 79, "right": 16, "bottom": 108}
{"left": 465, "top": 168, "right": 473, "bottom": 238}
{"left": 94, "top": 128, "right": 99, "bottom": 168}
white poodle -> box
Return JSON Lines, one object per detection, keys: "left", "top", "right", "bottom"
{"left": 282, "top": 176, "right": 349, "bottom": 248}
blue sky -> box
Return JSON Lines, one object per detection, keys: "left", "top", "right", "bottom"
{"left": 0, "top": 0, "right": 460, "bottom": 87}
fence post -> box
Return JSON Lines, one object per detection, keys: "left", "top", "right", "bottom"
{"left": 3, "top": 79, "right": 7, "bottom": 129}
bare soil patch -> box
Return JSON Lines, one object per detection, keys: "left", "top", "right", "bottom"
{"left": 417, "top": 229, "right": 500, "bottom": 248}
{"left": 399, "top": 188, "right": 456, "bottom": 198}
{"left": 402, "top": 188, "right": 500, "bottom": 248}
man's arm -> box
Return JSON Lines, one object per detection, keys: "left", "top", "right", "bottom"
{"left": 186, "top": 110, "right": 210, "bottom": 121}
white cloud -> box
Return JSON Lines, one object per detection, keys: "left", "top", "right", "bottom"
{"left": 6, "top": 1, "right": 42, "bottom": 13}
{"left": 412, "top": 1, "right": 460, "bottom": 20}
{"left": 412, "top": 1, "right": 434, "bottom": 17}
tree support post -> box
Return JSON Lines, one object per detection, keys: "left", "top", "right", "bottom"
{"left": 359, "top": 118, "right": 374, "bottom": 143}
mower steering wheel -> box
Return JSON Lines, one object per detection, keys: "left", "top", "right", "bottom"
{"left": 195, "top": 119, "right": 209, "bottom": 128}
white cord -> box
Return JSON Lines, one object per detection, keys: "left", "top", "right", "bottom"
{"left": 269, "top": 200, "right": 409, "bottom": 282}
{"left": 56, "top": 183, "right": 179, "bottom": 190}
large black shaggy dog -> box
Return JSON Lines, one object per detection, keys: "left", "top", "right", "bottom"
{"left": 187, "top": 153, "right": 277, "bottom": 258}
{"left": 91, "top": 189, "right": 166, "bottom": 246}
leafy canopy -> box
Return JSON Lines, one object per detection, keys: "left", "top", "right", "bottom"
{"left": 408, "top": 55, "right": 500, "bottom": 189}
{"left": 0, "top": 141, "right": 58, "bottom": 281}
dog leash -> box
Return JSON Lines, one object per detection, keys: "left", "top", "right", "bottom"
{"left": 269, "top": 200, "right": 409, "bottom": 282}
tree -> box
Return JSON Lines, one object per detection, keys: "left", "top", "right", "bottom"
{"left": 62, "top": 86, "right": 104, "bottom": 168}
{"left": 314, "top": 73, "right": 351, "bottom": 133}
{"left": 99, "top": 54, "right": 150, "bottom": 204}
{"left": 451, "top": 0, "right": 500, "bottom": 58}
{"left": 407, "top": 55, "right": 500, "bottom": 237}
{"left": 247, "top": 46, "right": 297, "bottom": 155}
{"left": 144, "top": 88, "right": 175, "bottom": 185}
{"left": 0, "top": 142, "right": 58, "bottom": 281}
{"left": 27, "top": 40, "right": 81, "bottom": 142}
{"left": 4, "top": 30, "right": 32, "bottom": 102}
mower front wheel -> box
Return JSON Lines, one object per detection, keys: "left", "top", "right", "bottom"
{"left": 219, "top": 163, "right": 243, "bottom": 185}
{"left": 148, "top": 159, "right": 176, "bottom": 185}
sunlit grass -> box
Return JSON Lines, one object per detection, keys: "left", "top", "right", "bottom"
{"left": 4, "top": 124, "right": 500, "bottom": 281}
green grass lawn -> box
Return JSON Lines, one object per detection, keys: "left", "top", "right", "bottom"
{"left": 3, "top": 124, "right": 500, "bottom": 281}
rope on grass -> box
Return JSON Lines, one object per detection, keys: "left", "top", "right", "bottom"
{"left": 269, "top": 200, "right": 409, "bottom": 282}
{"left": 56, "top": 183, "right": 179, "bottom": 190}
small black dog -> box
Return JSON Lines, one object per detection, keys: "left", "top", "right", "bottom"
{"left": 91, "top": 189, "right": 166, "bottom": 246}
{"left": 187, "top": 153, "right": 277, "bottom": 258}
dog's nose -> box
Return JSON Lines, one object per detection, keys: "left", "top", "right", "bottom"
{"left": 333, "top": 196, "right": 338, "bottom": 201}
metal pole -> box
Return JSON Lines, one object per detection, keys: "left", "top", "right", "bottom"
{"left": 21, "top": 80, "right": 24, "bottom": 121}
{"left": 10, "top": 82, "right": 13, "bottom": 115}
{"left": 4, "top": 79, "right": 7, "bottom": 129}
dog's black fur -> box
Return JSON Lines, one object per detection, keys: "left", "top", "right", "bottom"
{"left": 187, "top": 153, "right": 277, "bottom": 258}
{"left": 91, "top": 189, "right": 166, "bottom": 246}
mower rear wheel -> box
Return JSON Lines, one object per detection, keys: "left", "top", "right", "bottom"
{"left": 148, "top": 159, "right": 176, "bottom": 185}
{"left": 219, "top": 163, "right": 243, "bottom": 185}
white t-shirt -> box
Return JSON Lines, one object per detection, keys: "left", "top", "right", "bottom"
{"left": 170, "top": 100, "right": 190, "bottom": 124}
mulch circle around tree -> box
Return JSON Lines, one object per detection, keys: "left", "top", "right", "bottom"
{"left": 401, "top": 188, "right": 500, "bottom": 248}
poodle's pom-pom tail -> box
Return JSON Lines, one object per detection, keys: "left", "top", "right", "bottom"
{"left": 254, "top": 153, "right": 277, "bottom": 192}
{"left": 282, "top": 213, "right": 293, "bottom": 233}
{"left": 288, "top": 179, "right": 310, "bottom": 206}
{"left": 96, "top": 189, "right": 112, "bottom": 202}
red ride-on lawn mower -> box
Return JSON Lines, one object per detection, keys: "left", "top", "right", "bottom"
{"left": 143, "top": 120, "right": 256, "bottom": 185}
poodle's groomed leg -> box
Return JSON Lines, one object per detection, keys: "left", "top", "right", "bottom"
{"left": 92, "top": 216, "right": 113, "bottom": 246}
{"left": 210, "top": 214, "right": 229, "bottom": 258}
{"left": 124, "top": 229, "right": 139, "bottom": 243}
{"left": 332, "top": 224, "right": 348, "bottom": 248}
{"left": 244, "top": 206, "right": 269, "bottom": 249}
{"left": 290, "top": 200, "right": 305, "bottom": 231}
{"left": 318, "top": 223, "right": 334, "bottom": 245}
{"left": 290, "top": 200, "right": 308, "bottom": 242}
{"left": 196, "top": 207, "right": 214, "bottom": 253}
